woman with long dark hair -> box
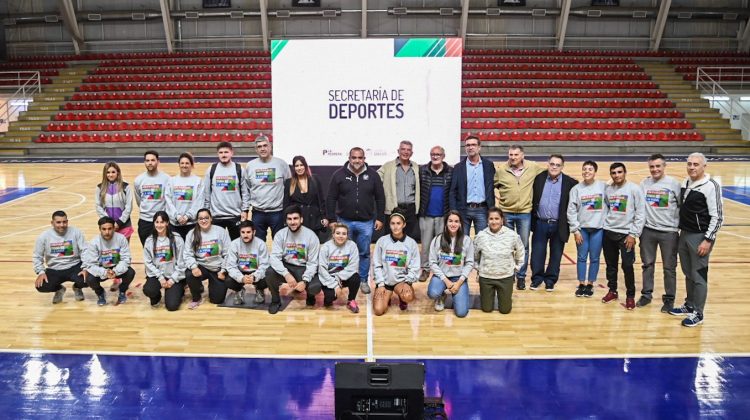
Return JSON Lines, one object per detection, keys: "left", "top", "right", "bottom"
{"left": 426, "top": 210, "right": 475, "bottom": 318}
{"left": 142, "top": 211, "right": 186, "bottom": 311}
{"left": 283, "top": 155, "right": 329, "bottom": 242}
{"left": 182, "top": 208, "right": 231, "bottom": 309}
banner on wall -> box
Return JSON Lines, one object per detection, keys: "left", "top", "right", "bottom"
{"left": 271, "top": 38, "right": 463, "bottom": 166}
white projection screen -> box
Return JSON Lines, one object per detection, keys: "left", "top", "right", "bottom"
{"left": 271, "top": 38, "right": 463, "bottom": 166}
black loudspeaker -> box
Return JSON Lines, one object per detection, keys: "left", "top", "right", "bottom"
{"left": 335, "top": 362, "right": 425, "bottom": 420}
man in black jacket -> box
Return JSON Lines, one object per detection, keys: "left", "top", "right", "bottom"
{"left": 418, "top": 145, "right": 453, "bottom": 281}
{"left": 669, "top": 152, "right": 723, "bottom": 327}
{"left": 326, "top": 147, "right": 386, "bottom": 294}
{"left": 530, "top": 154, "right": 578, "bottom": 291}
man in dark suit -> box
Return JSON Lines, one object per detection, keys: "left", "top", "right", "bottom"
{"left": 448, "top": 135, "right": 496, "bottom": 234}
{"left": 530, "top": 154, "right": 578, "bottom": 291}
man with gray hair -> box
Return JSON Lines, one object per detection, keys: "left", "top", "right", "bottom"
{"left": 669, "top": 152, "right": 723, "bottom": 327}
{"left": 242, "top": 134, "right": 292, "bottom": 242}
{"left": 417, "top": 145, "right": 453, "bottom": 281}
{"left": 637, "top": 153, "right": 682, "bottom": 312}
{"left": 378, "top": 140, "right": 421, "bottom": 241}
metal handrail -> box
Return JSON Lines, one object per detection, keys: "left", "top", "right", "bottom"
{"left": 696, "top": 66, "right": 750, "bottom": 139}
{"left": 0, "top": 71, "right": 41, "bottom": 130}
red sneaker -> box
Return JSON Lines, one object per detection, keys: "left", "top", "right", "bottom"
{"left": 625, "top": 298, "right": 635, "bottom": 310}
{"left": 346, "top": 300, "right": 359, "bottom": 314}
{"left": 601, "top": 290, "right": 619, "bottom": 304}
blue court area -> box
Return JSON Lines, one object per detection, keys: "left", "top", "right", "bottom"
{"left": 723, "top": 186, "right": 750, "bottom": 207}
{"left": 0, "top": 187, "right": 47, "bottom": 204}
{"left": 1, "top": 352, "right": 748, "bottom": 419}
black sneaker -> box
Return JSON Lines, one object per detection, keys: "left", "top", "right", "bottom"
{"left": 583, "top": 284, "right": 594, "bottom": 298}
{"left": 268, "top": 301, "right": 281, "bottom": 314}
{"left": 306, "top": 295, "right": 316, "bottom": 307}
{"left": 660, "top": 301, "right": 674, "bottom": 313}
{"left": 575, "top": 285, "right": 585, "bottom": 297}
{"left": 636, "top": 296, "right": 651, "bottom": 308}
{"left": 516, "top": 280, "right": 526, "bottom": 291}
{"left": 529, "top": 281, "right": 542, "bottom": 291}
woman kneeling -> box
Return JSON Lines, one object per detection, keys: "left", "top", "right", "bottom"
{"left": 372, "top": 209, "right": 420, "bottom": 316}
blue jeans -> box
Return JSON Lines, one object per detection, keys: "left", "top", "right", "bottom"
{"left": 462, "top": 207, "right": 488, "bottom": 235}
{"left": 427, "top": 275, "right": 470, "bottom": 318}
{"left": 338, "top": 217, "right": 374, "bottom": 281}
{"left": 252, "top": 210, "right": 284, "bottom": 242}
{"left": 530, "top": 220, "right": 564, "bottom": 288}
{"left": 504, "top": 212, "right": 531, "bottom": 281}
{"left": 576, "top": 228, "right": 603, "bottom": 282}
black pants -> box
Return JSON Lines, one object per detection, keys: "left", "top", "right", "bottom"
{"left": 172, "top": 224, "right": 195, "bottom": 240}
{"left": 266, "top": 262, "right": 320, "bottom": 304}
{"left": 213, "top": 217, "right": 241, "bottom": 240}
{"left": 230, "top": 273, "right": 268, "bottom": 293}
{"left": 36, "top": 263, "right": 87, "bottom": 293}
{"left": 143, "top": 276, "right": 186, "bottom": 311}
{"left": 603, "top": 230, "right": 636, "bottom": 297}
{"left": 332, "top": 272, "right": 361, "bottom": 302}
{"left": 138, "top": 219, "right": 153, "bottom": 247}
{"left": 87, "top": 267, "right": 136, "bottom": 295}
{"left": 185, "top": 265, "right": 230, "bottom": 304}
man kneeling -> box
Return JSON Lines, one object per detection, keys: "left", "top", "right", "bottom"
{"left": 225, "top": 220, "right": 270, "bottom": 305}
{"left": 83, "top": 216, "right": 136, "bottom": 306}
{"left": 266, "top": 205, "right": 321, "bottom": 314}
{"left": 33, "top": 210, "right": 88, "bottom": 304}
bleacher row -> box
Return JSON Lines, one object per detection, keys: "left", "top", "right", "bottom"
{"left": 5, "top": 49, "right": 750, "bottom": 144}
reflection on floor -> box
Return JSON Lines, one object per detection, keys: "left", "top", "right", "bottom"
{"left": 1, "top": 352, "right": 748, "bottom": 419}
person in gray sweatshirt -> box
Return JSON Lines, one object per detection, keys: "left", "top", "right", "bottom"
{"left": 426, "top": 210, "right": 475, "bottom": 318}
{"left": 224, "top": 220, "right": 270, "bottom": 306}
{"left": 601, "top": 162, "right": 646, "bottom": 310}
{"left": 183, "top": 208, "right": 232, "bottom": 309}
{"left": 33, "top": 210, "right": 88, "bottom": 304}
{"left": 637, "top": 153, "right": 682, "bottom": 312}
{"left": 203, "top": 141, "right": 245, "bottom": 240}
{"left": 266, "top": 205, "right": 321, "bottom": 314}
{"left": 567, "top": 160, "right": 608, "bottom": 298}
{"left": 242, "top": 135, "right": 291, "bottom": 242}
{"left": 83, "top": 216, "right": 136, "bottom": 306}
{"left": 142, "top": 211, "right": 186, "bottom": 311}
{"left": 318, "top": 223, "right": 361, "bottom": 313}
{"left": 372, "top": 209, "right": 420, "bottom": 316}
{"left": 166, "top": 152, "right": 204, "bottom": 240}
{"left": 473, "top": 207, "right": 525, "bottom": 314}
{"left": 134, "top": 150, "right": 171, "bottom": 246}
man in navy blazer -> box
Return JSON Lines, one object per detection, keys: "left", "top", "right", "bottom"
{"left": 530, "top": 154, "right": 578, "bottom": 291}
{"left": 449, "top": 135, "right": 496, "bottom": 234}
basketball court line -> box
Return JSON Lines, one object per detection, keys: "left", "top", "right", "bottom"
{"left": 1, "top": 347, "right": 748, "bottom": 362}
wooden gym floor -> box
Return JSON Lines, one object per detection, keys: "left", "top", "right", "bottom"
{"left": 1, "top": 157, "right": 749, "bottom": 360}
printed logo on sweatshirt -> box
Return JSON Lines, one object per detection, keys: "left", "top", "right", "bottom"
{"left": 154, "top": 244, "right": 173, "bottom": 262}
{"left": 173, "top": 185, "right": 194, "bottom": 201}
{"left": 327, "top": 254, "right": 351, "bottom": 273}
{"left": 254, "top": 168, "right": 277, "bottom": 184}
{"left": 646, "top": 189, "right": 670, "bottom": 208}
{"left": 99, "top": 248, "right": 121, "bottom": 268}
{"left": 238, "top": 253, "right": 258, "bottom": 272}
{"left": 215, "top": 175, "right": 237, "bottom": 192}
{"left": 581, "top": 194, "right": 604, "bottom": 211}
{"left": 438, "top": 251, "right": 463, "bottom": 266}
{"left": 284, "top": 242, "right": 307, "bottom": 261}
{"left": 608, "top": 194, "right": 628, "bottom": 213}
{"left": 140, "top": 184, "right": 164, "bottom": 200}
{"left": 50, "top": 240, "right": 74, "bottom": 257}
{"left": 385, "top": 249, "right": 408, "bottom": 267}
{"left": 198, "top": 240, "right": 220, "bottom": 258}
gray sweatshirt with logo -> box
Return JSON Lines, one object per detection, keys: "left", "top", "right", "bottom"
{"left": 604, "top": 181, "right": 646, "bottom": 237}
{"left": 33, "top": 227, "right": 86, "bottom": 274}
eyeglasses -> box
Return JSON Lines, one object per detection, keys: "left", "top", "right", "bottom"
{"left": 198, "top": 217, "right": 211, "bottom": 221}
{"left": 430, "top": 153, "right": 444, "bottom": 157}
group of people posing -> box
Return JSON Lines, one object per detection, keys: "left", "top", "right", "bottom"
{"left": 32, "top": 135, "right": 723, "bottom": 326}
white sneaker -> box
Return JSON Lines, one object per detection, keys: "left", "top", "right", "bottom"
{"left": 360, "top": 281, "right": 371, "bottom": 294}
{"left": 434, "top": 295, "right": 445, "bottom": 312}
{"left": 233, "top": 289, "right": 245, "bottom": 305}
